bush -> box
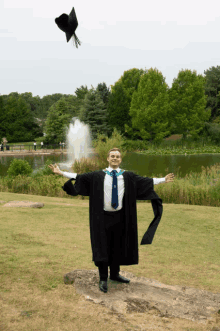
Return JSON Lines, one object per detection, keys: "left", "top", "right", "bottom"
{"left": 7, "top": 159, "right": 33, "bottom": 177}
{"left": 71, "top": 156, "right": 100, "bottom": 174}
{"left": 121, "top": 139, "right": 149, "bottom": 152}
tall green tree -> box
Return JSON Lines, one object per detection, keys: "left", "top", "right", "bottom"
{"left": 64, "top": 95, "right": 79, "bottom": 119}
{"left": 204, "top": 65, "right": 220, "bottom": 121}
{"left": 73, "top": 85, "right": 89, "bottom": 118}
{"left": 20, "top": 92, "right": 35, "bottom": 113}
{"left": 39, "top": 93, "right": 66, "bottom": 120}
{"left": 4, "top": 96, "right": 41, "bottom": 142}
{"left": 114, "top": 68, "right": 146, "bottom": 101}
{"left": 107, "top": 84, "right": 131, "bottom": 137}
{"left": 107, "top": 68, "right": 145, "bottom": 138}
{"left": 126, "top": 68, "right": 171, "bottom": 143}
{"left": 44, "top": 97, "right": 72, "bottom": 144}
{"left": 75, "top": 85, "right": 89, "bottom": 100}
{"left": 0, "top": 95, "right": 7, "bottom": 140}
{"left": 168, "top": 69, "right": 211, "bottom": 140}
{"left": 78, "top": 87, "right": 111, "bottom": 141}
{"left": 96, "top": 82, "right": 110, "bottom": 107}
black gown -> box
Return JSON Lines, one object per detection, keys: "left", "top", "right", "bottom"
{"left": 62, "top": 170, "right": 163, "bottom": 267}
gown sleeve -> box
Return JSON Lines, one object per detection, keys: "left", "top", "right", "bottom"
{"left": 134, "top": 174, "right": 154, "bottom": 200}
{"left": 62, "top": 172, "right": 93, "bottom": 196}
{"left": 133, "top": 173, "right": 163, "bottom": 245}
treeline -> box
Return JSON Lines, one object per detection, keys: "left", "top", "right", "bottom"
{"left": 1, "top": 66, "right": 220, "bottom": 145}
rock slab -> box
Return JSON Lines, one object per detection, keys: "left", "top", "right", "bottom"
{"left": 64, "top": 269, "right": 220, "bottom": 324}
{"left": 3, "top": 200, "right": 44, "bottom": 208}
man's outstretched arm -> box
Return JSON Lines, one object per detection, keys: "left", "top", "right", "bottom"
{"left": 153, "top": 173, "right": 175, "bottom": 184}
{"left": 48, "top": 163, "right": 77, "bottom": 179}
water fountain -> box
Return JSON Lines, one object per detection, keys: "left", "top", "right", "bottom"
{"left": 59, "top": 117, "right": 93, "bottom": 170}
{"left": 67, "top": 117, "right": 92, "bottom": 164}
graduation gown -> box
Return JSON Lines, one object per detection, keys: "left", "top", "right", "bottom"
{"left": 62, "top": 170, "right": 163, "bottom": 267}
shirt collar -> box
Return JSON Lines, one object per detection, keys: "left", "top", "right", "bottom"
{"left": 107, "top": 166, "right": 120, "bottom": 173}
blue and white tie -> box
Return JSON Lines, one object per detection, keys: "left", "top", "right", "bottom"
{"left": 111, "top": 170, "right": 118, "bottom": 209}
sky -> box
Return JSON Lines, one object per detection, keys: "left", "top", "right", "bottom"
{"left": 0, "top": 0, "right": 220, "bottom": 98}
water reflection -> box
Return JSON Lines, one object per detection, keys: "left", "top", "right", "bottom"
{"left": 0, "top": 152, "right": 220, "bottom": 179}
{"left": 0, "top": 154, "right": 68, "bottom": 177}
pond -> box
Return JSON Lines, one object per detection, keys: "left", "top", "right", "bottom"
{"left": 1, "top": 152, "right": 220, "bottom": 179}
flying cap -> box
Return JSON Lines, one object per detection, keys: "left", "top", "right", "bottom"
{"left": 55, "top": 7, "right": 81, "bottom": 48}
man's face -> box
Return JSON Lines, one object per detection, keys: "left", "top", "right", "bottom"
{"left": 107, "top": 151, "right": 122, "bottom": 169}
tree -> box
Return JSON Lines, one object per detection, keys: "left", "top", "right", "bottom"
{"left": 168, "top": 69, "right": 211, "bottom": 140}
{"left": 20, "top": 92, "right": 34, "bottom": 113}
{"left": 63, "top": 95, "right": 79, "bottom": 119}
{"left": 0, "top": 95, "right": 7, "bottom": 140}
{"left": 126, "top": 68, "right": 171, "bottom": 143}
{"left": 107, "top": 84, "right": 131, "bottom": 137}
{"left": 78, "top": 87, "right": 111, "bottom": 141}
{"left": 107, "top": 68, "right": 145, "bottom": 138}
{"left": 72, "top": 85, "right": 89, "bottom": 118}
{"left": 204, "top": 65, "right": 220, "bottom": 121}
{"left": 4, "top": 96, "right": 41, "bottom": 142}
{"left": 115, "top": 68, "right": 146, "bottom": 101}
{"left": 75, "top": 85, "right": 89, "bottom": 100}
{"left": 44, "top": 97, "right": 72, "bottom": 144}
{"left": 39, "top": 94, "right": 66, "bottom": 120}
{"left": 96, "top": 82, "right": 110, "bottom": 107}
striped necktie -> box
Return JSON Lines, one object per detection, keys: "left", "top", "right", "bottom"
{"left": 111, "top": 170, "right": 118, "bottom": 209}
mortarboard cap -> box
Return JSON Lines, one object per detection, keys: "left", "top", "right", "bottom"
{"left": 55, "top": 7, "right": 81, "bottom": 48}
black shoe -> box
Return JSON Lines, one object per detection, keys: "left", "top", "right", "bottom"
{"left": 110, "top": 274, "right": 130, "bottom": 283}
{"left": 99, "top": 280, "right": 108, "bottom": 293}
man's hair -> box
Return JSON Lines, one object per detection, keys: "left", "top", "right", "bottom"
{"left": 107, "top": 148, "right": 121, "bottom": 158}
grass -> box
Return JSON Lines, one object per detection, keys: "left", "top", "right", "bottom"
{"left": 0, "top": 191, "right": 220, "bottom": 331}
{"left": 0, "top": 160, "right": 220, "bottom": 207}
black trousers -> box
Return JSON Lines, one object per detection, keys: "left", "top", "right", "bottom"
{"left": 98, "top": 208, "right": 125, "bottom": 281}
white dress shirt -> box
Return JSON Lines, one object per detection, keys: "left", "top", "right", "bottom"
{"left": 61, "top": 167, "right": 165, "bottom": 212}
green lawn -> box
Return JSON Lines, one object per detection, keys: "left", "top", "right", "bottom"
{"left": 0, "top": 191, "right": 219, "bottom": 330}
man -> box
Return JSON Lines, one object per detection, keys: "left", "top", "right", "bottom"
{"left": 48, "top": 148, "right": 174, "bottom": 293}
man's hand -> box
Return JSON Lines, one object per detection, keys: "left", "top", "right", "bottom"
{"left": 165, "top": 173, "right": 175, "bottom": 183}
{"left": 48, "top": 163, "right": 63, "bottom": 176}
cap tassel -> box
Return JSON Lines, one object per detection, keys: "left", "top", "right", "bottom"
{"left": 72, "top": 33, "right": 81, "bottom": 48}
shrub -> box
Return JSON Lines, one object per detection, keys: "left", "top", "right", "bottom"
{"left": 7, "top": 159, "right": 32, "bottom": 177}
{"left": 71, "top": 156, "right": 100, "bottom": 174}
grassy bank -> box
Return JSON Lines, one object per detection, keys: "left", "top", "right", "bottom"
{"left": 4, "top": 134, "right": 220, "bottom": 155}
{"left": 0, "top": 191, "right": 219, "bottom": 331}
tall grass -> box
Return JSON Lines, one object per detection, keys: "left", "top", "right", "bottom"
{"left": 0, "top": 161, "right": 219, "bottom": 207}
{"left": 1, "top": 131, "right": 220, "bottom": 206}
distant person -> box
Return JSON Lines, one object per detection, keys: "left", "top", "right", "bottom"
{"left": 48, "top": 148, "right": 175, "bottom": 293}
{"left": 59, "top": 142, "right": 62, "bottom": 150}
{"left": 0, "top": 143, "right": 4, "bottom": 152}
{"left": 6, "top": 144, "right": 10, "bottom": 151}
{"left": 34, "top": 142, "right": 36, "bottom": 151}
{"left": 41, "top": 141, "right": 44, "bottom": 149}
